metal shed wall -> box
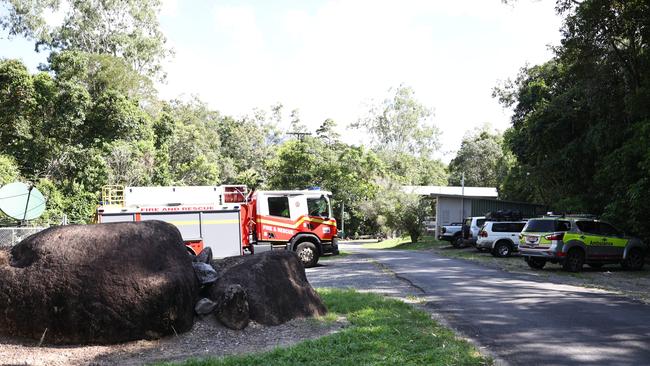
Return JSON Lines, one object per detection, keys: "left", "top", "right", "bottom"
{"left": 470, "top": 199, "right": 547, "bottom": 217}
{"left": 434, "top": 196, "right": 473, "bottom": 236}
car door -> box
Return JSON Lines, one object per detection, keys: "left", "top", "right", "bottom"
{"left": 596, "top": 222, "right": 628, "bottom": 260}
{"left": 462, "top": 218, "right": 472, "bottom": 239}
{"left": 574, "top": 221, "right": 602, "bottom": 258}
{"left": 472, "top": 218, "right": 486, "bottom": 239}
{"left": 261, "top": 195, "right": 296, "bottom": 242}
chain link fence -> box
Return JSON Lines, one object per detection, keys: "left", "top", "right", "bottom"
{"left": 0, "top": 227, "right": 48, "bottom": 248}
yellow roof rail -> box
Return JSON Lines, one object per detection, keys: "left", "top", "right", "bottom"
{"left": 101, "top": 185, "right": 125, "bottom": 207}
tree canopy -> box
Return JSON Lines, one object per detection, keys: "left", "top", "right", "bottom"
{"left": 0, "top": 0, "right": 169, "bottom": 77}
{"left": 352, "top": 85, "right": 440, "bottom": 158}
{"left": 448, "top": 126, "right": 513, "bottom": 189}
{"left": 496, "top": 0, "right": 650, "bottom": 241}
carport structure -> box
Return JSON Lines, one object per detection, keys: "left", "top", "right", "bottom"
{"left": 402, "top": 186, "right": 547, "bottom": 236}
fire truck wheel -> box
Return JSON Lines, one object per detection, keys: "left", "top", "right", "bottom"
{"left": 296, "top": 242, "right": 319, "bottom": 268}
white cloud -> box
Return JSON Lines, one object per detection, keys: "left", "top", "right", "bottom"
{"left": 213, "top": 5, "right": 265, "bottom": 55}
{"left": 159, "top": 0, "right": 179, "bottom": 18}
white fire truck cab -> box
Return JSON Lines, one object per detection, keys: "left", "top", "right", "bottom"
{"left": 96, "top": 185, "right": 339, "bottom": 267}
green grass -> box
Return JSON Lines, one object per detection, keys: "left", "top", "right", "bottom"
{"left": 318, "top": 251, "right": 352, "bottom": 260}
{"left": 164, "top": 289, "right": 490, "bottom": 366}
{"left": 362, "top": 236, "right": 443, "bottom": 250}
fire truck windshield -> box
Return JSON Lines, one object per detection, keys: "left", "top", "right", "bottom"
{"left": 307, "top": 196, "right": 330, "bottom": 218}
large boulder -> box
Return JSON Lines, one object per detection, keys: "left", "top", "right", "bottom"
{"left": 209, "top": 251, "right": 326, "bottom": 327}
{"left": 0, "top": 221, "right": 199, "bottom": 344}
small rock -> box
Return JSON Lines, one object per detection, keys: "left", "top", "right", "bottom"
{"left": 214, "top": 284, "right": 250, "bottom": 330}
{"left": 194, "top": 247, "right": 213, "bottom": 264}
{"left": 195, "top": 298, "right": 218, "bottom": 315}
{"left": 193, "top": 262, "right": 219, "bottom": 285}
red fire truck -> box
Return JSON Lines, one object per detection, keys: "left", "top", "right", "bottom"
{"left": 96, "top": 185, "right": 339, "bottom": 267}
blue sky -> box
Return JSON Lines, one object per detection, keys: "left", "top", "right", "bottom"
{"left": 1, "top": 0, "right": 563, "bottom": 162}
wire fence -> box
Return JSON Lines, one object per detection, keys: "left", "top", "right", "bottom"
{"left": 0, "top": 227, "right": 48, "bottom": 248}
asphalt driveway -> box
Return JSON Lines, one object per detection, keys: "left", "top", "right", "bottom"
{"left": 307, "top": 244, "right": 650, "bottom": 366}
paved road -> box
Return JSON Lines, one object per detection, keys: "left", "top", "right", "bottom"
{"left": 307, "top": 244, "right": 650, "bottom": 366}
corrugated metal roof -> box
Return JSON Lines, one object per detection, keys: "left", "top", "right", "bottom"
{"left": 402, "top": 186, "right": 498, "bottom": 198}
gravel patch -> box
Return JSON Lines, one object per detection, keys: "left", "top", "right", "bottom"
{"left": 0, "top": 242, "right": 348, "bottom": 366}
{"left": 0, "top": 307, "right": 345, "bottom": 366}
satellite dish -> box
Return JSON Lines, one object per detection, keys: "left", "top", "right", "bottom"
{"left": 0, "top": 182, "right": 46, "bottom": 221}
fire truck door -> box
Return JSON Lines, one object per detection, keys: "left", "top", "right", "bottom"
{"left": 288, "top": 195, "right": 307, "bottom": 220}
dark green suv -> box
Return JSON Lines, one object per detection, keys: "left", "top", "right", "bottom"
{"left": 519, "top": 217, "right": 647, "bottom": 272}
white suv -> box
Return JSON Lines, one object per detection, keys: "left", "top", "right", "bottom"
{"left": 476, "top": 221, "right": 527, "bottom": 257}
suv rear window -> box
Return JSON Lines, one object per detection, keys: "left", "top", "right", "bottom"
{"left": 524, "top": 219, "right": 571, "bottom": 232}
{"left": 476, "top": 219, "right": 486, "bottom": 228}
{"left": 492, "top": 222, "right": 526, "bottom": 232}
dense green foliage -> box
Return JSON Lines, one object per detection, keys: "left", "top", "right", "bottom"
{"left": 0, "top": 50, "right": 445, "bottom": 235}
{"left": 6, "top": 0, "right": 644, "bottom": 243}
{"left": 165, "top": 289, "right": 488, "bottom": 366}
{"left": 0, "top": 0, "right": 445, "bottom": 237}
{"left": 495, "top": 0, "right": 650, "bottom": 241}
{"left": 448, "top": 126, "right": 515, "bottom": 189}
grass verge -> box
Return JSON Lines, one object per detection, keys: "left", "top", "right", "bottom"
{"left": 362, "top": 236, "right": 442, "bottom": 250}
{"left": 164, "top": 289, "right": 490, "bottom": 366}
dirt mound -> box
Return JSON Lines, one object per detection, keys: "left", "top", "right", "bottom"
{"left": 0, "top": 221, "right": 199, "bottom": 344}
{"left": 209, "top": 251, "right": 326, "bottom": 326}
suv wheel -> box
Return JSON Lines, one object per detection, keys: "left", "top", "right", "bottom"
{"left": 622, "top": 248, "right": 645, "bottom": 271}
{"left": 296, "top": 242, "right": 319, "bottom": 268}
{"left": 563, "top": 248, "right": 585, "bottom": 272}
{"left": 492, "top": 241, "right": 512, "bottom": 258}
{"left": 452, "top": 235, "right": 464, "bottom": 248}
{"left": 526, "top": 257, "right": 546, "bottom": 269}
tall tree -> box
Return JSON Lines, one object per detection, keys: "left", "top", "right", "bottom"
{"left": 0, "top": 0, "right": 170, "bottom": 77}
{"left": 288, "top": 108, "right": 307, "bottom": 134}
{"left": 496, "top": 0, "right": 650, "bottom": 241}
{"left": 315, "top": 118, "right": 340, "bottom": 146}
{"left": 352, "top": 84, "right": 440, "bottom": 157}
{"left": 448, "top": 126, "right": 512, "bottom": 188}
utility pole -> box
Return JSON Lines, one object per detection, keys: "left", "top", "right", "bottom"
{"left": 340, "top": 202, "right": 345, "bottom": 237}
{"left": 461, "top": 172, "right": 465, "bottom": 221}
